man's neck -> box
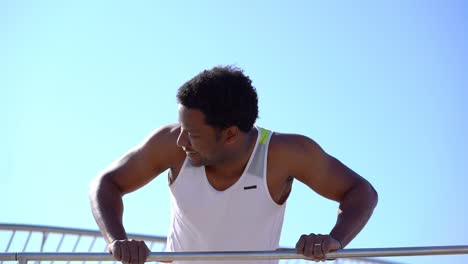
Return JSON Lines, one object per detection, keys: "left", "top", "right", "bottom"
{"left": 206, "top": 128, "right": 258, "bottom": 180}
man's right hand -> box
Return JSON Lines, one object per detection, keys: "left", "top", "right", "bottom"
{"left": 108, "top": 239, "right": 150, "bottom": 264}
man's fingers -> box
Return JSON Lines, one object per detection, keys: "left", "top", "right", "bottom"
{"left": 319, "top": 235, "right": 328, "bottom": 259}
{"left": 112, "top": 242, "right": 122, "bottom": 261}
{"left": 297, "top": 234, "right": 343, "bottom": 262}
{"left": 295, "top": 234, "right": 307, "bottom": 254}
{"left": 109, "top": 240, "right": 152, "bottom": 264}
{"left": 128, "top": 240, "right": 140, "bottom": 264}
{"left": 321, "top": 239, "right": 331, "bottom": 256}
{"left": 121, "top": 242, "right": 131, "bottom": 263}
{"left": 313, "top": 239, "right": 324, "bottom": 259}
{"left": 138, "top": 241, "right": 149, "bottom": 264}
{"left": 297, "top": 233, "right": 332, "bottom": 262}
{"left": 304, "top": 236, "right": 315, "bottom": 258}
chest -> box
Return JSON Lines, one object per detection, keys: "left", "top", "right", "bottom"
{"left": 171, "top": 169, "right": 277, "bottom": 225}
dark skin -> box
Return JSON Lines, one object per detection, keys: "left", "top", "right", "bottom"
{"left": 89, "top": 105, "right": 378, "bottom": 263}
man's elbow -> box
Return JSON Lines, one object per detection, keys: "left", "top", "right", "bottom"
{"left": 89, "top": 172, "right": 122, "bottom": 202}
{"left": 344, "top": 179, "right": 378, "bottom": 211}
{"left": 89, "top": 175, "right": 104, "bottom": 204}
{"left": 362, "top": 180, "right": 378, "bottom": 211}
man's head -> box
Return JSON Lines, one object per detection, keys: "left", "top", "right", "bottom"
{"left": 177, "top": 65, "right": 258, "bottom": 132}
{"left": 176, "top": 65, "right": 259, "bottom": 166}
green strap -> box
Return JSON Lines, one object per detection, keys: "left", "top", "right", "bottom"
{"left": 259, "top": 128, "right": 271, "bottom": 145}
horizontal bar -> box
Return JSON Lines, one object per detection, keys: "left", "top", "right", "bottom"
{"left": 0, "top": 223, "right": 166, "bottom": 243}
{"left": 0, "top": 253, "right": 17, "bottom": 261}
{"left": 325, "top": 246, "right": 468, "bottom": 259}
{"left": 0, "top": 246, "right": 467, "bottom": 262}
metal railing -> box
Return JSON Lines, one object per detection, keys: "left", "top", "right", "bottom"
{"left": 0, "top": 244, "right": 468, "bottom": 263}
{"left": 0, "top": 223, "right": 166, "bottom": 264}
{"left": 6, "top": 223, "right": 461, "bottom": 263}
{"left": 1, "top": 246, "right": 468, "bottom": 262}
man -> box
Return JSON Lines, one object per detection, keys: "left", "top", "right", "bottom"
{"left": 89, "top": 66, "right": 378, "bottom": 264}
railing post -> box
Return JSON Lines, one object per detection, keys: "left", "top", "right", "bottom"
{"left": 17, "top": 256, "right": 27, "bottom": 264}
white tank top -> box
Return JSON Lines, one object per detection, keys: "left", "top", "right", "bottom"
{"left": 166, "top": 127, "right": 286, "bottom": 264}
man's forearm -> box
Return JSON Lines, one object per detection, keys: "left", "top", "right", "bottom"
{"left": 89, "top": 176, "right": 128, "bottom": 244}
{"left": 329, "top": 180, "right": 378, "bottom": 248}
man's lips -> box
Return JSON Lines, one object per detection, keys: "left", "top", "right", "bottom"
{"left": 183, "top": 148, "right": 197, "bottom": 154}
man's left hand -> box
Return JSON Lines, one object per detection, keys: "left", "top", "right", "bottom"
{"left": 295, "top": 233, "right": 341, "bottom": 262}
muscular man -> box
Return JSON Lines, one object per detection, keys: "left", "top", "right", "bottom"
{"left": 89, "top": 66, "right": 378, "bottom": 263}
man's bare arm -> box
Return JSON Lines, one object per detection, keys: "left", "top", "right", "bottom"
{"left": 282, "top": 134, "right": 378, "bottom": 260}
{"left": 88, "top": 124, "right": 182, "bottom": 263}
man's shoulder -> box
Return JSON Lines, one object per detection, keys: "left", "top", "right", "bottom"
{"left": 143, "top": 123, "right": 185, "bottom": 165}
{"left": 268, "top": 131, "right": 323, "bottom": 167}
{"left": 147, "top": 123, "right": 181, "bottom": 143}
{"left": 156, "top": 123, "right": 181, "bottom": 135}
{"left": 269, "top": 131, "right": 316, "bottom": 153}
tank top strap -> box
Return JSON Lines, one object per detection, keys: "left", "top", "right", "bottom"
{"left": 246, "top": 127, "right": 272, "bottom": 179}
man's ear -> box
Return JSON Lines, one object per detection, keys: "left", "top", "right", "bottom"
{"left": 223, "top": 126, "right": 240, "bottom": 144}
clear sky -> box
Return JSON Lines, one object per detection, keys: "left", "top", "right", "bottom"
{"left": 2, "top": 1, "right": 468, "bottom": 263}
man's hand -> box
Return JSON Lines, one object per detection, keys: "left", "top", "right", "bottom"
{"left": 295, "top": 234, "right": 342, "bottom": 262}
{"left": 108, "top": 239, "right": 150, "bottom": 264}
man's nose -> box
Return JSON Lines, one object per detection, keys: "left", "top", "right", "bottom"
{"left": 177, "top": 130, "right": 190, "bottom": 148}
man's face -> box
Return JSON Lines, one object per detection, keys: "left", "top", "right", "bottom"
{"left": 177, "top": 104, "right": 224, "bottom": 167}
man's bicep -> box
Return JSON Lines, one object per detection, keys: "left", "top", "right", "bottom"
{"left": 100, "top": 125, "right": 179, "bottom": 195}
{"left": 316, "top": 155, "right": 364, "bottom": 202}
{"left": 290, "top": 136, "right": 361, "bottom": 203}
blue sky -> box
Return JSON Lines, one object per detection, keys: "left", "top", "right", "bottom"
{"left": 2, "top": 1, "right": 468, "bottom": 263}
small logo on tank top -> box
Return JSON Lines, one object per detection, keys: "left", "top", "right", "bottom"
{"left": 243, "top": 185, "right": 257, "bottom": 190}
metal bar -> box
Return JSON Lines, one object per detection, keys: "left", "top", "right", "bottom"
{"left": 1, "top": 231, "right": 16, "bottom": 264}
{"left": 325, "top": 246, "right": 468, "bottom": 259}
{"left": 40, "top": 232, "right": 48, "bottom": 252}
{"left": 71, "top": 235, "right": 82, "bottom": 253}
{"left": 0, "top": 254, "right": 17, "bottom": 261}
{"left": 4, "top": 230, "right": 16, "bottom": 252}
{"left": 87, "top": 237, "right": 97, "bottom": 252}
{"left": 50, "top": 234, "right": 65, "bottom": 264}
{"left": 147, "top": 246, "right": 468, "bottom": 261}
{"left": 36, "top": 232, "right": 48, "bottom": 264}
{"left": 55, "top": 234, "right": 65, "bottom": 252}
{"left": 82, "top": 238, "right": 97, "bottom": 264}
{"left": 18, "top": 256, "right": 27, "bottom": 264}
{"left": 66, "top": 235, "right": 82, "bottom": 264}
{"left": 21, "top": 232, "right": 32, "bottom": 252}
{"left": 97, "top": 245, "right": 107, "bottom": 264}
{"left": 0, "top": 246, "right": 467, "bottom": 262}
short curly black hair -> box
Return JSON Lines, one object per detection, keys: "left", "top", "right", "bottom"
{"left": 177, "top": 65, "right": 258, "bottom": 133}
